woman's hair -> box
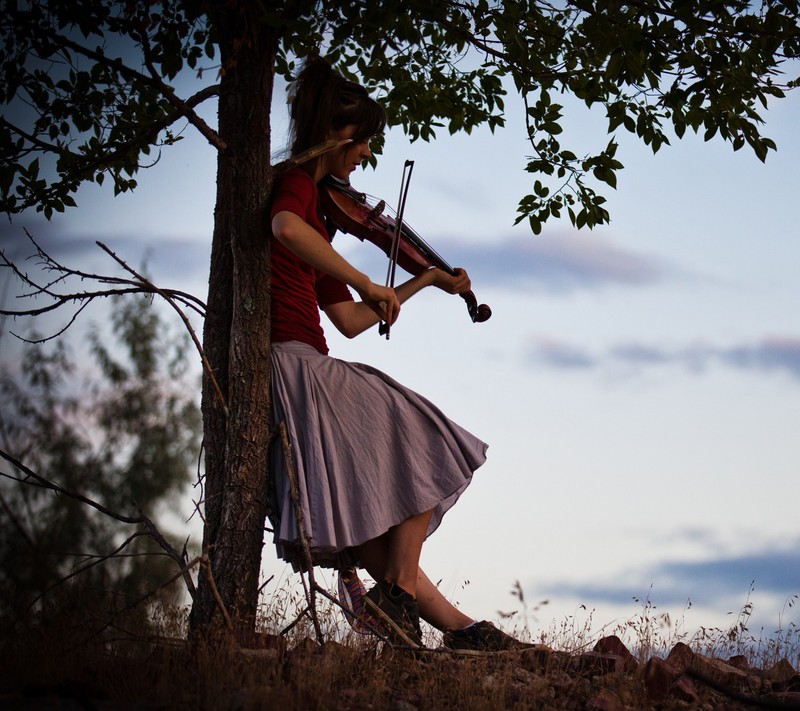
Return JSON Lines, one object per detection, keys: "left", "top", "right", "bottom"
{"left": 288, "top": 56, "right": 386, "bottom": 161}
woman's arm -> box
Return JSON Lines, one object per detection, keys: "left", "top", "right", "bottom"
{"left": 325, "top": 267, "right": 472, "bottom": 338}
{"left": 272, "top": 208, "right": 472, "bottom": 339}
{"left": 323, "top": 270, "right": 432, "bottom": 338}
{"left": 272, "top": 210, "right": 400, "bottom": 324}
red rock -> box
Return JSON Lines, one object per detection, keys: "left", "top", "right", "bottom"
{"left": 672, "top": 674, "right": 700, "bottom": 703}
{"left": 643, "top": 657, "right": 680, "bottom": 700}
{"left": 768, "top": 691, "right": 800, "bottom": 705}
{"left": 728, "top": 654, "right": 750, "bottom": 670}
{"left": 767, "top": 658, "right": 798, "bottom": 684}
{"left": 593, "top": 635, "right": 639, "bottom": 673}
{"left": 667, "top": 643, "right": 749, "bottom": 690}
{"left": 665, "top": 641, "right": 694, "bottom": 672}
{"left": 570, "top": 651, "right": 627, "bottom": 676}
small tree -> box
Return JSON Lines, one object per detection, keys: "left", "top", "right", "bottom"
{"left": 0, "top": 293, "right": 201, "bottom": 621}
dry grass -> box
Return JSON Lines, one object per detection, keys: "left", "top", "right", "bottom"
{"left": 1, "top": 579, "right": 798, "bottom": 710}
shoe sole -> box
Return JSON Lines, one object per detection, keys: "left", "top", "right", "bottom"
{"left": 362, "top": 595, "right": 422, "bottom": 649}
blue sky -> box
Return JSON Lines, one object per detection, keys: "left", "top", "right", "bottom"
{"left": 2, "top": 71, "right": 798, "bottom": 649}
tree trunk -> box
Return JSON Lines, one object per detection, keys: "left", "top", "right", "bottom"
{"left": 190, "top": 5, "right": 277, "bottom": 637}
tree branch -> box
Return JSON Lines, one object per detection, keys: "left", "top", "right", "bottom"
{"left": 1, "top": 234, "right": 226, "bottom": 412}
{"left": 96, "top": 241, "right": 227, "bottom": 416}
{"left": 138, "top": 29, "right": 226, "bottom": 151}
{"left": 0, "top": 449, "right": 145, "bottom": 525}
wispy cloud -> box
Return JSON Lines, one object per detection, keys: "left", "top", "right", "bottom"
{"left": 540, "top": 542, "right": 800, "bottom": 611}
{"left": 6, "top": 216, "right": 674, "bottom": 297}
{"left": 1, "top": 220, "right": 211, "bottom": 290}
{"left": 343, "top": 232, "right": 673, "bottom": 294}
{"left": 525, "top": 336, "right": 800, "bottom": 381}
{"left": 455, "top": 233, "right": 669, "bottom": 293}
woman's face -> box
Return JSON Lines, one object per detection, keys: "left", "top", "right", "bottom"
{"left": 322, "top": 124, "right": 373, "bottom": 181}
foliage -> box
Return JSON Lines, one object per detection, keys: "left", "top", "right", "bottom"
{"left": 1, "top": 0, "right": 797, "bottom": 229}
{"left": 0, "top": 294, "right": 201, "bottom": 613}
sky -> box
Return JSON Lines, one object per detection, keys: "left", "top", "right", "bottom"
{"left": 1, "top": 66, "right": 798, "bottom": 653}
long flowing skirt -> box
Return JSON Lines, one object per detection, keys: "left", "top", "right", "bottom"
{"left": 269, "top": 340, "right": 487, "bottom": 569}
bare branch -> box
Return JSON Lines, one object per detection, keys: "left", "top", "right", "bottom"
{"left": 1, "top": 235, "right": 227, "bottom": 412}
{"left": 140, "top": 512, "right": 197, "bottom": 600}
{"left": 201, "top": 553, "right": 232, "bottom": 629}
{"left": 1, "top": 451, "right": 199, "bottom": 616}
{"left": 96, "top": 242, "right": 227, "bottom": 416}
{"left": 25, "top": 532, "right": 150, "bottom": 612}
{"left": 0, "top": 449, "right": 144, "bottom": 525}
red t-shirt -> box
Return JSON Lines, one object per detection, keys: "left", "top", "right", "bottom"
{"left": 269, "top": 168, "right": 353, "bottom": 355}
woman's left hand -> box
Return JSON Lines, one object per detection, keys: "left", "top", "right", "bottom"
{"left": 354, "top": 280, "right": 401, "bottom": 325}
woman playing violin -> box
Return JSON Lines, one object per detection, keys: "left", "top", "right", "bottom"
{"left": 269, "top": 56, "right": 528, "bottom": 652}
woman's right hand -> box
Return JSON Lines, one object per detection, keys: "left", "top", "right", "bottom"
{"left": 355, "top": 281, "right": 401, "bottom": 325}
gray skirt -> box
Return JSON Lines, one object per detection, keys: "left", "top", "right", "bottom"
{"left": 269, "top": 340, "right": 488, "bottom": 570}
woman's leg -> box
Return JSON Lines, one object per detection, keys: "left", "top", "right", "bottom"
{"left": 356, "top": 509, "right": 433, "bottom": 595}
{"left": 355, "top": 511, "right": 474, "bottom": 633}
{"left": 415, "top": 568, "right": 474, "bottom": 632}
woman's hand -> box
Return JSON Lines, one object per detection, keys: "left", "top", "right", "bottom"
{"left": 429, "top": 267, "right": 471, "bottom": 295}
{"left": 355, "top": 280, "right": 401, "bottom": 325}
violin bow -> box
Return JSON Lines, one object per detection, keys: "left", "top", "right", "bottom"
{"left": 273, "top": 138, "right": 353, "bottom": 174}
{"left": 379, "top": 160, "right": 415, "bottom": 339}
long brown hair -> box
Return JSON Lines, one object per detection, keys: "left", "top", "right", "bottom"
{"left": 288, "top": 56, "right": 386, "bottom": 168}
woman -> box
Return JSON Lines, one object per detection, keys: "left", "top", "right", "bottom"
{"left": 269, "top": 56, "right": 527, "bottom": 653}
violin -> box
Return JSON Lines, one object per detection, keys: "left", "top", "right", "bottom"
{"left": 318, "top": 176, "right": 492, "bottom": 326}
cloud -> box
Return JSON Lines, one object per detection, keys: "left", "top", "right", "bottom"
{"left": 722, "top": 337, "right": 800, "bottom": 378}
{"left": 540, "top": 541, "right": 800, "bottom": 611}
{"left": 1, "top": 219, "right": 211, "bottom": 292}
{"left": 455, "top": 233, "right": 669, "bottom": 293}
{"left": 526, "top": 336, "right": 598, "bottom": 369}
{"left": 343, "top": 232, "right": 672, "bottom": 294}
{"left": 525, "top": 336, "right": 800, "bottom": 381}
{"left": 6, "top": 215, "right": 671, "bottom": 298}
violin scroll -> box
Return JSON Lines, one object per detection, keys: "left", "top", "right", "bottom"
{"left": 469, "top": 300, "right": 492, "bottom": 323}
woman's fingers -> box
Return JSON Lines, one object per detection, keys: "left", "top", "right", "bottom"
{"left": 432, "top": 267, "right": 471, "bottom": 294}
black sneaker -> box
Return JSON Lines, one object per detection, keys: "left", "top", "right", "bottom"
{"left": 442, "top": 620, "right": 538, "bottom": 654}
{"left": 363, "top": 581, "right": 423, "bottom": 648}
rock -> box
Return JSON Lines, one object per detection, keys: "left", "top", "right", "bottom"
{"left": 238, "top": 647, "right": 280, "bottom": 663}
{"left": 766, "top": 658, "right": 798, "bottom": 684}
{"left": 728, "top": 654, "right": 750, "bottom": 670}
{"left": 766, "top": 691, "right": 800, "bottom": 706}
{"left": 388, "top": 699, "right": 418, "bottom": 711}
{"left": 643, "top": 657, "right": 681, "bottom": 700}
{"left": 586, "top": 689, "right": 630, "bottom": 711}
{"left": 672, "top": 673, "right": 700, "bottom": 704}
{"left": 569, "top": 652, "right": 629, "bottom": 677}
{"left": 666, "top": 641, "right": 694, "bottom": 671}
{"left": 239, "top": 631, "right": 287, "bottom": 654}
{"left": 667, "top": 642, "right": 749, "bottom": 690}
{"left": 593, "top": 636, "right": 639, "bottom": 674}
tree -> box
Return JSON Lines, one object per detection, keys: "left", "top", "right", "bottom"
{"left": 1, "top": 0, "right": 797, "bottom": 637}
{"left": 0, "top": 293, "right": 201, "bottom": 619}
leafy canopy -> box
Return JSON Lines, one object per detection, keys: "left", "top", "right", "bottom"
{"left": 0, "top": 0, "right": 798, "bottom": 231}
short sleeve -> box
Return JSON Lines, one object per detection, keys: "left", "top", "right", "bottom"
{"left": 271, "top": 169, "right": 315, "bottom": 221}
{"left": 316, "top": 273, "right": 353, "bottom": 308}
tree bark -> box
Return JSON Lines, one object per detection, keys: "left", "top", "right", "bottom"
{"left": 190, "top": 4, "right": 277, "bottom": 636}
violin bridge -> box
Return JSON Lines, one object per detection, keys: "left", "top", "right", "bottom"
{"left": 368, "top": 200, "right": 386, "bottom": 220}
